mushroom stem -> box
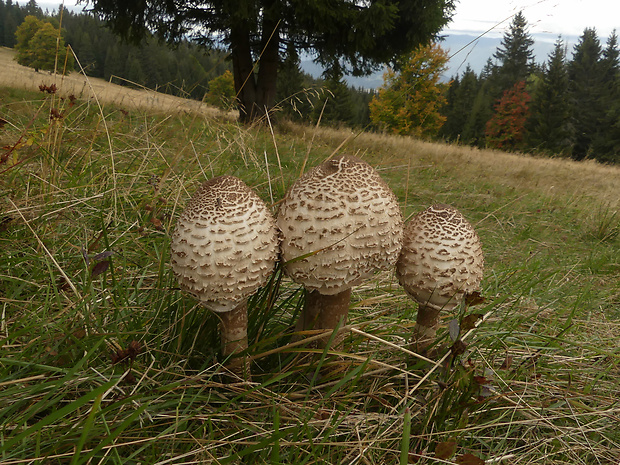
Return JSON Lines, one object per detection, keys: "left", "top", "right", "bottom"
{"left": 218, "top": 302, "right": 249, "bottom": 377}
{"left": 410, "top": 304, "right": 442, "bottom": 353}
{"left": 299, "top": 289, "right": 352, "bottom": 349}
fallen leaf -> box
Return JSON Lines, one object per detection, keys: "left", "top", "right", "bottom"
{"left": 450, "top": 340, "right": 467, "bottom": 356}
{"left": 461, "top": 313, "right": 483, "bottom": 331}
{"left": 456, "top": 453, "right": 485, "bottom": 465}
{"left": 92, "top": 250, "right": 114, "bottom": 261}
{"left": 435, "top": 440, "right": 456, "bottom": 459}
{"left": 500, "top": 354, "right": 513, "bottom": 370}
{"left": 91, "top": 260, "right": 110, "bottom": 277}
{"left": 465, "top": 291, "right": 486, "bottom": 306}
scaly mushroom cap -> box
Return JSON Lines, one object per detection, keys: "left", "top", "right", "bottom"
{"left": 396, "top": 204, "right": 484, "bottom": 311}
{"left": 277, "top": 155, "right": 403, "bottom": 295}
{"left": 171, "top": 176, "right": 279, "bottom": 313}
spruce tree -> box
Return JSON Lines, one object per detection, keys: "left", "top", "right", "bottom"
{"left": 568, "top": 28, "right": 604, "bottom": 160}
{"left": 526, "top": 37, "right": 573, "bottom": 155}
{"left": 313, "top": 68, "right": 354, "bottom": 127}
{"left": 493, "top": 11, "right": 535, "bottom": 93}
{"left": 441, "top": 65, "right": 478, "bottom": 142}
{"left": 593, "top": 31, "right": 620, "bottom": 162}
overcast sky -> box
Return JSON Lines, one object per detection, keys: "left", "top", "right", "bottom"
{"left": 447, "top": 0, "right": 618, "bottom": 39}
{"left": 39, "top": 0, "right": 618, "bottom": 40}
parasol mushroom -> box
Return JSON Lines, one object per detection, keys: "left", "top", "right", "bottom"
{"left": 277, "top": 155, "right": 403, "bottom": 348}
{"left": 396, "top": 203, "right": 484, "bottom": 353}
{"left": 170, "top": 175, "right": 279, "bottom": 376}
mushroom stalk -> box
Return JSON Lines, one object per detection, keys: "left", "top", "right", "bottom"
{"left": 410, "top": 304, "right": 442, "bottom": 353}
{"left": 299, "top": 289, "right": 352, "bottom": 349}
{"left": 218, "top": 301, "right": 249, "bottom": 375}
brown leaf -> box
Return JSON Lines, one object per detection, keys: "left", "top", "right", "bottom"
{"left": 461, "top": 313, "right": 484, "bottom": 331}
{"left": 435, "top": 440, "right": 456, "bottom": 459}
{"left": 500, "top": 354, "right": 513, "bottom": 370}
{"left": 450, "top": 339, "right": 467, "bottom": 356}
{"left": 91, "top": 259, "right": 110, "bottom": 277}
{"left": 465, "top": 291, "right": 486, "bottom": 306}
{"left": 150, "top": 217, "right": 164, "bottom": 230}
{"left": 456, "top": 453, "right": 485, "bottom": 465}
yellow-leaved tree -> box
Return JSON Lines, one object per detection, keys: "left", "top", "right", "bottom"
{"left": 369, "top": 43, "right": 449, "bottom": 138}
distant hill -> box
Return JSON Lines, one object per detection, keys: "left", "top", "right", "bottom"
{"left": 307, "top": 32, "right": 580, "bottom": 88}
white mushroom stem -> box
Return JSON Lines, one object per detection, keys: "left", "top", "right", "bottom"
{"left": 218, "top": 302, "right": 249, "bottom": 377}
{"left": 297, "top": 289, "right": 352, "bottom": 349}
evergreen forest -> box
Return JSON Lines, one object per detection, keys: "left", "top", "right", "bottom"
{"left": 1, "top": 1, "right": 618, "bottom": 163}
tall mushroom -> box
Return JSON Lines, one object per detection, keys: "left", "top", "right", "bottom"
{"left": 170, "top": 175, "right": 279, "bottom": 376}
{"left": 277, "top": 155, "right": 403, "bottom": 348}
{"left": 396, "top": 204, "right": 484, "bottom": 353}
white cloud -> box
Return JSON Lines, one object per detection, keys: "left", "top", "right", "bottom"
{"left": 446, "top": 0, "right": 619, "bottom": 39}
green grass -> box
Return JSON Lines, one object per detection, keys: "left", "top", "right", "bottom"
{"left": 1, "top": 86, "right": 619, "bottom": 464}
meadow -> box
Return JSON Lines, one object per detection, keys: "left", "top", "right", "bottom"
{"left": 1, "top": 48, "right": 619, "bottom": 464}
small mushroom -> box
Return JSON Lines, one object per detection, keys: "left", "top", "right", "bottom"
{"left": 396, "top": 204, "right": 484, "bottom": 353}
{"left": 277, "top": 155, "right": 403, "bottom": 348}
{"left": 170, "top": 176, "right": 279, "bottom": 376}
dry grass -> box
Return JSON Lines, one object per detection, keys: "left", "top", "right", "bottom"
{"left": 287, "top": 125, "right": 620, "bottom": 210}
{"left": 0, "top": 46, "right": 228, "bottom": 118}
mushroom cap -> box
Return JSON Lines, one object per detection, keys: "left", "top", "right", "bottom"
{"left": 277, "top": 155, "right": 403, "bottom": 295}
{"left": 396, "top": 204, "right": 484, "bottom": 311}
{"left": 170, "top": 176, "right": 279, "bottom": 313}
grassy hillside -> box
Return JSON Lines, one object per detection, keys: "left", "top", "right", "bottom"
{"left": 1, "top": 52, "right": 619, "bottom": 464}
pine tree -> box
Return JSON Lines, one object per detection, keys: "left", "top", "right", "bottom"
{"left": 526, "top": 37, "right": 573, "bottom": 155}
{"left": 88, "top": 0, "right": 454, "bottom": 123}
{"left": 461, "top": 80, "right": 494, "bottom": 146}
{"left": 568, "top": 28, "right": 604, "bottom": 160}
{"left": 493, "top": 11, "right": 535, "bottom": 93}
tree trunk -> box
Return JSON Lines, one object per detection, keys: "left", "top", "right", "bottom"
{"left": 255, "top": 17, "right": 280, "bottom": 119}
{"left": 230, "top": 25, "right": 257, "bottom": 123}
{"left": 229, "top": 20, "right": 279, "bottom": 124}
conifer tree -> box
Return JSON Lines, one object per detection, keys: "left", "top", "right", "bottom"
{"left": 276, "top": 44, "right": 310, "bottom": 121}
{"left": 441, "top": 65, "right": 478, "bottom": 141}
{"left": 526, "top": 37, "right": 573, "bottom": 155}
{"left": 493, "top": 11, "right": 535, "bottom": 93}
{"left": 568, "top": 28, "right": 604, "bottom": 160}
{"left": 313, "top": 68, "right": 354, "bottom": 126}
{"left": 593, "top": 31, "right": 620, "bottom": 162}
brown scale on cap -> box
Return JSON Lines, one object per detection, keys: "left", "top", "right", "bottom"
{"left": 278, "top": 155, "right": 403, "bottom": 348}
{"left": 171, "top": 175, "right": 279, "bottom": 377}
{"left": 396, "top": 203, "right": 484, "bottom": 352}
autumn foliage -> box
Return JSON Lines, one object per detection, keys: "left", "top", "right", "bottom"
{"left": 484, "top": 81, "right": 531, "bottom": 150}
{"left": 369, "top": 43, "right": 449, "bottom": 138}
